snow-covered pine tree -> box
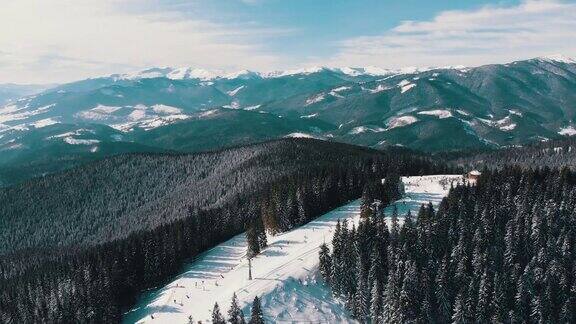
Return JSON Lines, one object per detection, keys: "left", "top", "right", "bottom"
{"left": 360, "top": 184, "right": 375, "bottom": 218}
{"left": 228, "top": 293, "right": 245, "bottom": 324}
{"left": 245, "top": 225, "right": 260, "bottom": 258}
{"left": 255, "top": 216, "right": 267, "bottom": 250}
{"left": 369, "top": 279, "right": 383, "bottom": 324}
{"left": 248, "top": 296, "right": 264, "bottom": 324}
{"left": 330, "top": 220, "right": 343, "bottom": 296}
{"left": 318, "top": 243, "right": 332, "bottom": 283}
{"left": 212, "top": 302, "right": 226, "bottom": 324}
{"left": 451, "top": 292, "right": 468, "bottom": 324}
{"left": 398, "top": 260, "right": 419, "bottom": 323}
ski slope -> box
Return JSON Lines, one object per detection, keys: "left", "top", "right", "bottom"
{"left": 123, "top": 175, "right": 462, "bottom": 324}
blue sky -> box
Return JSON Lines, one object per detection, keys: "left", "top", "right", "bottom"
{"left": 1, "top": 0, "right": 575, "bottom": 83}
{"left": 158, "top": 0, "right": 519, "bottom": 60}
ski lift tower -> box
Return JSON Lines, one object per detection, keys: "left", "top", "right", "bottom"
{"left": 247, "top": 254, "right": 253, "bottom": 280}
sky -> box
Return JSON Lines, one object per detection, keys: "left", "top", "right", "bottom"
{"left": 1, "top": 0, "right": 576, "bottom": 84}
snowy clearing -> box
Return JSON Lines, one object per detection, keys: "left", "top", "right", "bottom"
{"left": 349, "top": 126, "right": 386, "bottom": 135}
{"left": 124, "top": 175, "right": 462, "bottom": 324}
{"left": 226, "top": 86, "right": 245, "bottom": 97}
{"left": 559, "top": 126, "right": 576, "bottom": 136}
{"left": 283, "top": 133, "right": 321, "bottom": 139}
{"left": 152, "top": 104, "right": 182, "bottom": 115}
{"left": 386, "top": 116, "right": 418, "bottom": 130}
{"left": 305, "top": 94, "right": 325, "bottom": 106}
{"left": 397, "top": 80, "right": 416, "bottom": 93}
{"left": 417, "top": 109, "right": 453, "bottom": 119}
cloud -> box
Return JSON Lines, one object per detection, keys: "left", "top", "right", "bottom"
{"left": 325, "top": 0, "right": 576, "bottom": 68}
{"left": 0, "top": 0, "right": 282, "bottom": 83}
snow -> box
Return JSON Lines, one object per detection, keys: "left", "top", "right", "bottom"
{"left": 264, "top": 67, "right": 325, "bottom": 78}
{"left": 349, "top": 126, "right": 386, "bottom": 135}
{"left": 337, "top": 66, "right": 392, "bottom": 77}
{"left": 76, "top": 105, "right": 123, "bottom": 121}
{"left": 243, "top": 105, "right": 261, "bottom": 111}
{"left": 328, "top": 86, "right": 350, "bottom": 98}
{"left": 124, "top": 175, "right": 461, "bottom": 324}
{"left": 417, "top": 109, "right": 453, "bottom": 119}
{"left": 283, "top": 133, "right": 320, "bottom": 139}
{"left": 112, "top": 114, "right": 190, "bottom": 132}
{"left": 46, "top": 131, "right": 76, "bottom": 139}
{"left": 31, "top": 118, "right": 58, "bottom": 128}
{"left": 386, "top": 116, "right": 418, "bottom": 130}
{"left": 305, "top": 94, "right": 325, "bottom": 106}
{"left": 397, "top": 80, "right": 416, "bottom": 93}
{"left": 94, "top": 105, "right": 122, "bottom": 114}
{"left": 559, "top": 126, "right": 576, "bottom": 136}
{"left": 331, "top": 86, "right": 351, "bottom": 93}
{"left": 63, "top": 137, "right": 100, "bottom": 145}
{"left": 0, "top": 103, "right": 55, "bottom": 124}
{"left": 500, "top": 123, "right": 517, "bottom": 131}
{"left": 151, "top": 104, "right": 182, "bottom": 115}
{"left": 223, "top": 101, "right": 241, "bottom": 109}
{"left": 478, "top": 116, "right": 517, "bottom": 131}
{"left": 369, "top": 84, "right": 392, "bottom": 93}
{"left": 128, "top": 109, "right": 147, "bottom": 121}
{"left": 538, "top": 54, "right": 576, "bottom": 64}
{"left": 226, "top": 86, "right": 245, "bottom": 97}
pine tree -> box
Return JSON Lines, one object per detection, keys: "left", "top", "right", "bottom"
{"left": 491, "top": 272, "right": 508, "bottom": 323}
{"left": 475, "top": 270, "right": 491, "bottom": 323}
{"left": 398, "top": 260, "right": 419, "bottom": 323}
{"left": 318, "top": 243, "right": 332, "bottom": 283}
{"left": 353, "top": 265, "right": 369, "bottom": 321}
{"left": 255, "top": 216, "right": 267, "bottom": 250}
{"left": 246, "top": 225, "right": 260, "bottom": 258}
{"left": 559, "top": 279, "right": 575, "bottom": 323}
{"left": 249, "top": 296, "right": 264, "bottom": 324}
{"left": 369, "top": 279, "right": 383, "bottom": 324}
{"left": 331, "top": 220, "right": 343, "bottom": 295}
{"left": 212, "top": 302, "right": 226, "bottom": 324}
{"left": 228, "top": 293, "right": 245, "bottom": 324}
{"left": 452, "top": 293, "right": 468, "bottom": 324}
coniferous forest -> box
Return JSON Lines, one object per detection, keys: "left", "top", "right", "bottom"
{"left": 320, "top": 167, "right": 576, "bottom": 323}
{"left": 0, "top": 139, "right": 447, "bottom": 323}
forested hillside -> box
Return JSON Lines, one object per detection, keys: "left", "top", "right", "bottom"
{"left": 320, "top": 167, "right": 576, "bottom": 323}
{"left": 447, "top": 137, "right": 576, "bottom": 170}
{"left": 0, "top": 139, "right": 448, "bottom": 323}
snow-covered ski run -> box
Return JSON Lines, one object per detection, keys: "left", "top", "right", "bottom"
{"left": 124, "top": 175, "right": 462, "bottom": 323}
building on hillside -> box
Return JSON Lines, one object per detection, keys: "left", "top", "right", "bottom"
{"left": 466, "top": 170, "right": 481, "bottom": 184}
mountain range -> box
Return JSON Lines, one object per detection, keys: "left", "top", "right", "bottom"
{"left": 1, "top": 55, "right": 575, "bottom": 186}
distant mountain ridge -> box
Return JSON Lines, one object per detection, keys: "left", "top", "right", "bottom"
{"left": 1, "top": 56, "right": 575, "bottom": 185}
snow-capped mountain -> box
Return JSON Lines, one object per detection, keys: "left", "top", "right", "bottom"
{"left": 1, "top": 56, "right": 576, "bottom": 185}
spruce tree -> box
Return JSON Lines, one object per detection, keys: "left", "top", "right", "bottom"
{"left": 318, "top": 243, "right": 332, "bottom": 283}
{"left": 228, "top": 293, "right": 245, "bottom": 324}
{"left": 212, "top": 302, "right": 226, "bottom": 324}
{"left": 249, "top": 296, "right": 264, "bottom": 324}
{"left": 369, "top": 279, "right": 383, "bottom": 324}
{"left": 452, "top": 293, "right": 468, "bottom": 324}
